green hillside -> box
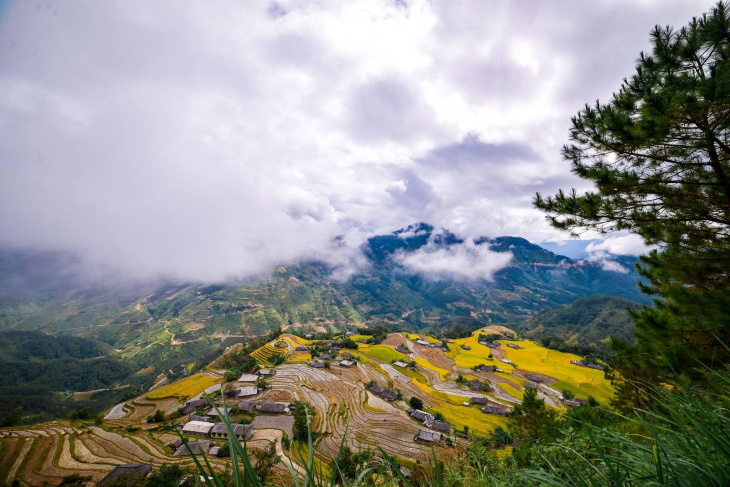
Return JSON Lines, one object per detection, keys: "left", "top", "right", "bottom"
{"left": 514, "top": 295, "right": 640, "bottom": 346}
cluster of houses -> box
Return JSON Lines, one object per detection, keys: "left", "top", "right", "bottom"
{"left": 474, "top": 364, "right": 498, "bottom": 373}
{"left": 413, "top": 337, "right": 448, "bottom": 349}
{"left": 479, "top": 340, "right": 501, "bottom": 349}
{"left": 570, "top": 359, "right": 603, "bottom": 370}
{"left": 407, "top": 408, "right": 452, "bottom": 443}
{"left": 309, "top": 348, "right": 356, "bottom": 368}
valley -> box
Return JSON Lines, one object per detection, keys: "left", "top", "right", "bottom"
{"left": 0, "top": 328, "right": 612, "bottom": 485}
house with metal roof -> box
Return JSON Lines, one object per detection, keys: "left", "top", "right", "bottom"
{"left": 181, "top": 421, "right": 214, "bottom": 436}
{"left": 209, "top": 423, "right": 254, "bottom": 440}
{"left": 258, "top": 368, "right": 275, "bottom": 376}
{"left": 237, "top": 373, "right": 259, "bottom": 383}
{"left": 236, "top": 386, "right": 259, "bottom": 398}
{"left": 470, "top": 396, "right": 488, "bottom": 405}
{"left": 339, "top": 360, "right": 354, "bottom": 367}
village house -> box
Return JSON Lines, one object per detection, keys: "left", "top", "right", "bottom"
{"left": 237, "top": 373, "right": 258, "bottom": 383}
{"left": 368, "top": 383, "right": 397, "bottom": 401}
{"left": 174, "top": 440, "right": 211, "bottom": 457}
{"left": 571, "top": 359, "right": 585, "bottom": 367}
{"left": 345, "top": 331, "right": 356, "bottom": 336}
{"left": 431, "top": 420, "right": 452, "bottom": 433}
{"left": 414, "top": 339, "right": 430, "bottom": 346}
{"left": 393, "top": 361, "right": 408, "bottom": 369}
{"left": 461, "top": 344, "right": 471, "bottom": 350}
{"left": 190, "top": 415, "right": 210, "bottom": 422}
{"left": 507, "top": 343, "right": 522, "bottom": 349}
{"left": 482, "top": 405, "right": 509, "bottom": 416}
{"left": 475, "top": 364, "right": 497, "bottom": 372}
{"left": 564, "top": 399, "right": 582, "bottom": 407}
{"left": 486, "top": 341, "right": 501, "bottom": 348}
{"left": 356, "top": 338, "right": 369, "bottom": 344}
{"left": 256, "top": 402, "right": 287, "bottom": 414}
{"left": 258, "top": 368, "right": 275, "bottom": 376}
{"left": 209, "top": 423, "right": 254, "bottom": 441}
{"left": 237, "top": 401, "right": 257, "bottom": 412}
{"left": 310, "top": 361, "right": 326, "bottom": 368}
{"left": 99, "top": 463, "right": 152, "bottom": 486}
{"left": 319, "top": 354, "right": 333, "bottom": 360}
{"left": 181, "top": 399, "right": 207, "bottom": 415}
{"left": 341, "top": 352, "right": 353, "bottom": 359}
{"left": 470, "top": 396, "right": 488, "bottom": 405}
{"left": 395, "top": 344, "right": 409, "bottom": 355}
{"left": 329, "top": 347, "right": 340, "bottom": 354}
{"left": 236, "top": 386, "right": 258, "bottom": 398}
{"left": 525, "top": 374, "right": 542, "bottom": 383}
{"left": 295, "top": 346, "right": 308, "bottom": 351}
{"left": 181, "top": 420, "right": 214, "bottom": 436}
{"left": 339, "top": 360, "right": 354, "bottom": 367}
{"left": 500, "top": 358, "right": 512, "bottom": 364}
{"left": 415, "top": 430, "right": 441, "bottom": 443}
{"left": 408, "top": 408, "right": 434, "bottom": 424}
{"left": 524, "top": 381, "right": 538, "bottom": 389}
{"left": 469, "top": 380, "right": 482, "bottom": 391}
{"left": 586, "top": 363, "right": 603, "bottom": 370}
{"left": 204, "top": 407, "right": 221, "bottom": 418}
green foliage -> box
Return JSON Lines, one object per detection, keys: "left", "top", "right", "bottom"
{"left": 517, "top": 295, "right": 639, "bottom": 348}
{"left": 409, "top": 397, "right": 423, "bottom": 410}
{"left": 491, "top": 426, "right": 513, "bottom": 448}
{"left": 56, "top": 474, "right": 92, "bottom": 487}
{"left": 293, "top": 401, "right": 316, "bottom": 441}
{"left": 0, "top": 407, "right": 22, "bottom": 427}
{"left": 146, "top": 409, "right": 166, "bottom": 423}
{"left": 251, "top": 441, "right": 280, "bottom": 484}
{"left": 534, "top": 0, "right": 730, "bottom": 384}
{"left": 508, "top": 387, "right": 560, "bottom": 449}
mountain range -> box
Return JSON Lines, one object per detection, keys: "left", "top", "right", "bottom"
{"left": 0, "top": 223, "right": 647, "bottom": 420}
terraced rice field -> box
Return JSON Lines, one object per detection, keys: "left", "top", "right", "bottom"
{"left": 0, "top": 422, "right": 225, "bottom": 485}
{"left": 501, "top": 340, "right": 614, "bottom": 403}
{"left": 356, "top": 344, "right": 409, "bottom": 363}
{"left": 147, "top": 374, "right": 221, "bottom": 400}
{"left": 251, "top": 343, "right": 289, "bottom": 364}
{"left": 266, "top": 365, "right": 450, "bottom": 464}
{"left": 449, "top": 333, "right": 499, "bottom": 369}
{"left": 413, "top": 357, "right": 451, "bottom": 381}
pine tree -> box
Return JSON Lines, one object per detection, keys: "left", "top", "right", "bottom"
{"left": 535, "top": 1, "right": 730, "bottom": 381}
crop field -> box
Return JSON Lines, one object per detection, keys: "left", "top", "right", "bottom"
{"left": 280, "top": 333, "right": 312, "bottom": 346}
{"left": 413, "top": 357, "right": 451, "bottom": 381}
{"left": 448, "top": 333, "right": 498, "bottom": 368}
{"left": 0, "top": 422, "right": 224, "bottom": 485}
{"left": 1, "top": 329, "right": 617, "bottom": 485}
{"left": 251, "top": 342, "right": 288, "bottom": 364}
{"left": 147, "top": 374, "right": 221, "bottom": 400}
{"left": 357, "top": 344, "right": 409, "bottom": 363}
{"left": 501, "top": 340, "right": 614, "bottom": 403}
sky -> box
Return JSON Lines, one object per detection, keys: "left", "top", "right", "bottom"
{"left": 0, "top": 0, "right": 716, "bottom": 282}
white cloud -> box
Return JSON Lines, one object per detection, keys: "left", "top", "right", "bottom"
{"left": 586, "top": 234, "right": 654, "bottom": 257}
{"left": 598, "top": 260, "right": 630, "bottom": 273}
{"left": 0, "top": 0, "right": 713, "bottom": 281}
{"left": 394, "top": 239, "right": 513, "bottom": 281}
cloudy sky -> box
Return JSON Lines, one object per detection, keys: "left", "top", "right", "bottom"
{"left": 0, "top": 0, "right": 715, "bottom": 281}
